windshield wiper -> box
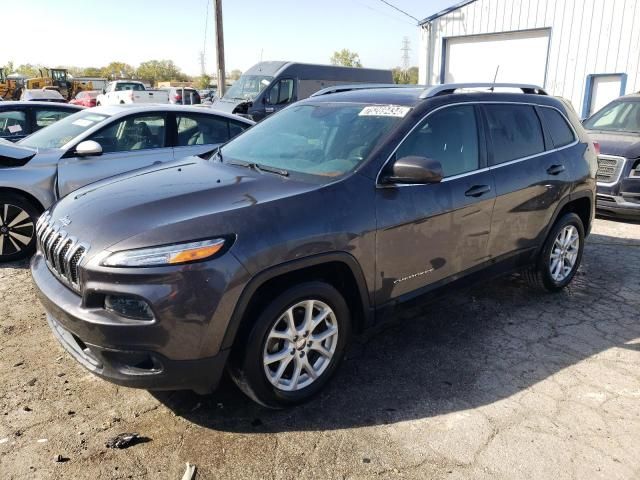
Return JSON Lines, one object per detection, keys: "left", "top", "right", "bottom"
{"left": 226, "top": 159, "right": 289, "bottom": 177}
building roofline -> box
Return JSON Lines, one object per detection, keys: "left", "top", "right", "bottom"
{"left": 419, "top": 0, "right": 478, "bottom": 25}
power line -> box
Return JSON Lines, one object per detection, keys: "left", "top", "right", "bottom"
{"left": 375, "top": 0, "right": 421, "bottom": 23}
{"left": 351, "top": 0, "right": 416, "bottom": 25}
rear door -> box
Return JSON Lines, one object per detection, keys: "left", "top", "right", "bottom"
{"left": 57, "top": 113, "right": 172, "bottom": 197}
{"left": 172, "top": 113, "right": 250, "bottom": 159}
{"left": 483, "top": 103, "right": 573, "bottom": 260}
{"left": 375, "top": 104, "right": 496, "bottom": 304}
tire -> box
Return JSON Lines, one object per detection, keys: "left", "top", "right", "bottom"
{"left": 229, "top": 281, "right": 352, "bottom": 408}
{"left": 0, "top": 192, "right": 41, "bottom": 263}
{"left": 523, "top": 212, "right": 585, "bottom": 292}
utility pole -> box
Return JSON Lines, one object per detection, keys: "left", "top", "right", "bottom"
{"left": 213, "top": 0, "right": 226, "bottom": 97}
{"left": 401, "top": 36, "right": 411, "bottom": 71}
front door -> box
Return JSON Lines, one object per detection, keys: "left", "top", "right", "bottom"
{"left": 261, "top": 78, "right": 295, "bottom": 119}
{"left": 57, "top": 113, "right": 172, "bottom": 197}
{"left": 375, "top": 104, "right": 496, "bottom": 305}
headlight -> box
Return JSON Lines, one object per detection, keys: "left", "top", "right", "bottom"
{"left": 102, "top": 239, "right": 225, "bottom": 267}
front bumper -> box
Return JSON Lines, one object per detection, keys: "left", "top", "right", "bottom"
{"left": 31, "top": 252, "right": 242, "bottom": 393}
{"left": 596, "top": 193, "right": 640, "bottom": 218}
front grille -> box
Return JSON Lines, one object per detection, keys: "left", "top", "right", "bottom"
{"left": 596, "top": 155, "right": 625, "bottom": 184}
{"left": 35, "top": 213, "right": 88, "bottom": 293}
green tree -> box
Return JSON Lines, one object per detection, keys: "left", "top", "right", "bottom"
{"left": 81, "top": 67, "right": 104, "bottom": 77}
{"left": 16, "top": 63, "right": 43, "bottom": 78}
{"left": 330, "top": 49, "right": 362, "bottom": 68}
{"left": 196, "top": 74, "right": 211, "bottom": 90}
{"left": 136, "top": 59, "right": 187, "bottom": 87}
{"left": 101, "top": 62, "right": 136, "bottom": 80}
{"left": 2, "top": 60, "right": 15, "bottom": 74}
{"left": 228, "top": 69, "right": 242, "bottom": 80}
{"left": 392, "top": 66, "right": 419, "bottom": 84}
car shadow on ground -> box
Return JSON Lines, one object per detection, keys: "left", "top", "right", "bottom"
{"left": 0, "top": 259, "right": 29, "bottom": 270}
{"left": 149, "top": 232, "right": 640, "bottom": 433}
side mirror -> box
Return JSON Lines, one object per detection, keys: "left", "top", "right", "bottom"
{"left": 384, "top": 156, "right": 443, "bottom": 184}
{"left": 75, "top": 140, "right": 103, "bottom": 157}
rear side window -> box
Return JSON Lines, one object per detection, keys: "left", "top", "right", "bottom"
{"left": 176, "top": 114, "right": 230, "bottom": 146}
{"left": 485, "top": 104, "right": 545, "bottom": 165}
{"left": 395, "top": 104, "right": 479, "bottom": 177}
{"left": 0, "top": 110, "right": 27, "bottom": 138}
{"left": 539, "top": 108, "right": 575, "bottom": 148}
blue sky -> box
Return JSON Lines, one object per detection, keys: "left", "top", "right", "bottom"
{"left": 3, "top": 0, "right": 456, "bottom": 75}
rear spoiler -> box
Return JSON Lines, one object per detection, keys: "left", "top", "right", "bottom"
{"left": 0, "top": 139, "right": 37, "bottom": 167}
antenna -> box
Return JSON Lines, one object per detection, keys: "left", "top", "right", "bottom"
{"left": 490, "top": 65, "right": 500, "bottom": 91}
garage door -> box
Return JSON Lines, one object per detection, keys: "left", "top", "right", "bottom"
{"left": 443, "top": 29, "right": 551, "bottom": 86}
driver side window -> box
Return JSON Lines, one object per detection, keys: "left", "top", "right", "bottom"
{"left": 87, "top": 115, "right": 166, "bottom": 153}
{"left": 395, "top": 105, "right": 479, "bottom": 178}
{"left": 268, "top": 79, "right": 295, "bottom": 105}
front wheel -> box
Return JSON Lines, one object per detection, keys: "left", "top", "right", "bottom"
{"left": 229, "top": 282, "right": 351, "bottom": 408}
{"left": 0, "top": 193, "right": 41, "bottom": 263}
{"left": 524, "top": 212, "right": 585, "bottom": 292}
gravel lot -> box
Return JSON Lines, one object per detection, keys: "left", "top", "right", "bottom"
{"left": 1, "top": 217, "right": 639, "bottom": 479}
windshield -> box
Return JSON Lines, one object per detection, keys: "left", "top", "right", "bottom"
{"left": 221, "top": 103, "right": 407, "bottom": 180}
{"left": 583, "top": 100, "right": 640, "bottom": 133}
{"left": 223, "top": 75, "right": 273, "bottom": 101}
{"left": 19, "top": 110, "right": 110, "bottom": 149}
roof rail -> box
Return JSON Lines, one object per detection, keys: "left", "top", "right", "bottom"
{"left": 419, "top": 83, "right": 548, "bottom": 99}
{"left": 310, "top": 83, "right": 421, "bottom": 98}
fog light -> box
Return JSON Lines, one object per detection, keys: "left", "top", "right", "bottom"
{"left": 105, "top": 295, "right": 154, "bottom": 321}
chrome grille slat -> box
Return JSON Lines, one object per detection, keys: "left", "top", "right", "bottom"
{"left": 596, "top": 155, "right": 625, "bottom": 185}
{"left": 36, "top": 216, "right": 88, "bottom": 293}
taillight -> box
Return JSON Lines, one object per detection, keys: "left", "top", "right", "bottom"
{"left": 593, "top": 141, "right": 601, "bottom": 156}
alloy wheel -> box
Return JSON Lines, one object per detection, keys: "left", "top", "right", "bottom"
{"left": 263, "top": 299, "right": 339, "bottom": 392}
{"left": 0, "top": 203, "right": 35, "bottom": 258}
{"left": 549, "top": 225, "right": 580, "bottom": 282}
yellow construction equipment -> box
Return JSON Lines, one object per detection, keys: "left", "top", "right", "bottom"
{"left": 26, "top": 68, "right": 95, "bottom": 101}
{"left": 0, "top": 69, "right": 25, "bottom": 100}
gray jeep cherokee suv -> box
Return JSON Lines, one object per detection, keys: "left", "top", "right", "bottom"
{"left": 31, "top": 83, "right": 597, "bottom": 408}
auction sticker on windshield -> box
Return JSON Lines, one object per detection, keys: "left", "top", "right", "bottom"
{"left": 359, "top": 105, "right": 411, "bottom": 117}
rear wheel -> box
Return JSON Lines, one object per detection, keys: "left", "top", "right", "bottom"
{"left": 524, "top": 212, "right": 585, "bottom": 292}
{"left": 229, "top": 282, "right": 351, "bottom": 408}
{"left": 0, "top": 193, "right": 41, "bottom": 263}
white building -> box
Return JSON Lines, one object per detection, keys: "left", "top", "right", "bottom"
{"left": 418, "top": 0, "right": 640, "bottom": 117}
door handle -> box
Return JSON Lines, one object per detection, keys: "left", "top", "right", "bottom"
{"left": 546, "top": 164, "right": 565, "bottom": 175}
{"left": 464, "top": 185, "right": 491, "bottom": 197}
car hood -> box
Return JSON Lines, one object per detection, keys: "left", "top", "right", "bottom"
{"left": 210, "top": 98, "right": 244, "bottom": 114}
{"left": 46, "top": 157, "right": 319, "bottom": 257}
{"left": 586, "top": 130, "right": 640, "bottom": 158}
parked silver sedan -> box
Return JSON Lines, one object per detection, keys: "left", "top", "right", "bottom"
{"left": 0, "top": 104, "right": 254, "bottom": 262}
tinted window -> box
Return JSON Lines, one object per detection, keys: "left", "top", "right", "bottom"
{"left": 176, "top": 114, "right": 229, "bottom": 146}
{"left": 539, "top": 108, "right": 575, "bottom": 148}
{"left": 229, "top": 120, "right": 248, "bottom": 138}
{"left": 34, "top": 108, "right": 76, "bottom": 131}
{"left": 268, "top": 79, "right": 294, "bottom": 105}
{"left": 485, "top": 104, "right": 545, "bottom": 165}
{"left": 583, "top": 100, "right": 640, "bottom": 133}
{"left": 88, "top": 115, "right": 165, "bottom": 153}
{"left": 395, "top": 105, "right": 479, "bottom": 177}
{"left": 0, "top": 110, "right": 27, "bottom": 138}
